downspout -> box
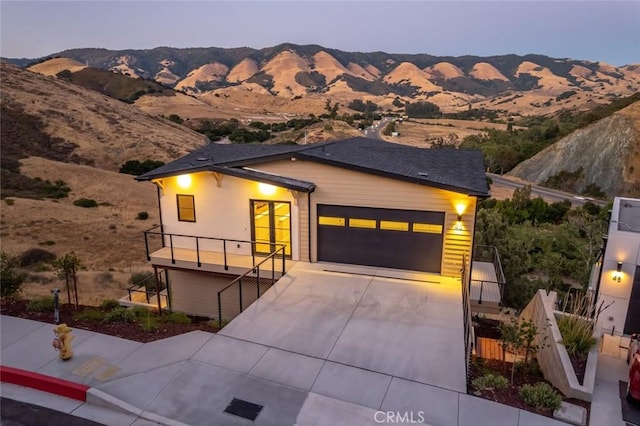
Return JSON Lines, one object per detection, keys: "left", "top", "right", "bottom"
{"left": 308, "top": 189, "right": 314, "bottom": 263}
{"left": 153, "top": 182, "right": 165, "bottom": 247}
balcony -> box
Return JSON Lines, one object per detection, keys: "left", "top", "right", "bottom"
{"left": 142, "top": 225, "right": 293, "bottom": 276}
{"left": 470, "top": 245, "right": 506, "bottom": 314}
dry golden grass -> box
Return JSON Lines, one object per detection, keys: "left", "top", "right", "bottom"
{"left": 27, "top": 57, "right": 87, "bottom": 76}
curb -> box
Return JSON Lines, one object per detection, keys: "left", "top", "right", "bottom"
{"left": 0, "top": 365, "right": 89, "bottom": 401}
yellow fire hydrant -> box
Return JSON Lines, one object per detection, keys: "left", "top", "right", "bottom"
{"left": 52, "top": 323, "right": 74, "bottom": 361}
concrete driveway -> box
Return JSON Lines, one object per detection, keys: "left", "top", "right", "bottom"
{"left": 221, "top": 261, "right": 467, "bottom": 394}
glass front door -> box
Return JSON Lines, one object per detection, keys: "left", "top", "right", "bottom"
{"left": 251, "top": 200, "right": 291, "bottom": 256}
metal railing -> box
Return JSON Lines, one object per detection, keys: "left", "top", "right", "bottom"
{"left": 143, "top": 225, "right": 284, "bottom": 271}
{"left": 125, "top": 273, "right": 169, "bottom": 308}
{"left": 461, "top": 253, "right": 474, "bottom": 377}
{"left": 471, "top": 245, "right": 506, "bottom": 306}
{"left": 217, "top": 245, "right": 286, "bottom": 327}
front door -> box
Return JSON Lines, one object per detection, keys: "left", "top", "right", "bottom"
{"left": 251, "top": 200, "right": 292, "bottom": 257}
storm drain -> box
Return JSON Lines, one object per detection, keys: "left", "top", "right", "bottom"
{"left": 224, "top": 398, "right": 263, "bottom": 421}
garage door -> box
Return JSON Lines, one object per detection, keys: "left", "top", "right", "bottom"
{"left": 317, "top": 205, "right": 445, "bottom": 273}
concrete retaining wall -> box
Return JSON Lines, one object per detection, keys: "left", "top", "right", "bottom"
{"left": 520, "top": 289, "right": 598, "bottom": 402}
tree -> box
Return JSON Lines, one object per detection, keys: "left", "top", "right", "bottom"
{"left": 1, "top": 252, "right": 25, "bottom": 298}
{"left": 325, "top": 99, "right": 339, "bottom": 120}
{"left": 53, "top": 252, "right": 83, "bottom": 308}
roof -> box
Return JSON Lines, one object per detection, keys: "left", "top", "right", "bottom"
{"left": 137, "top": 137, "right": 489, "bottom": 197}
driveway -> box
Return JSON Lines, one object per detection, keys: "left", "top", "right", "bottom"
{"left": 221, "top": 261, "right": 467, "bottom": 393}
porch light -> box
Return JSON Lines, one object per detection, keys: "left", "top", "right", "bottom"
{"left": 613, "top": 261, "right": 623, "bottom": 283}
{"left": 258, "top": 183, "right": 276, "bottom": 195}
{"left": 177, "top": 174, "right": 192, "bottom": 188}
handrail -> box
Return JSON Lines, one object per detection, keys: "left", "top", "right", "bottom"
{"left": 217, "top": 245, "right": 286, "bottom": 327}
{"left": 126, "top": 285, "right": 169, "bottom": 308}
{"left": 143, "top": 225, "right": 285, "bottom": 271}
{"left": 461, "top": 253, "right": 473, "bottom": 377}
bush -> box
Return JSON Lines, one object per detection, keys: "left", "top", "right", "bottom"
{"left": 18, "top": 248, "right": 56, "bottom": 267}
{"left": 519, "top": 382, "right": 562, "bottom": 411}
{"left": 73, "top": 198, "right": 98, "bottom": 208}
{"left": 5, "top": 198, "right": 15, "bottom": 206}
{"left": 557, "top": 315, "right": 597, "bottom": 358}
{"left": 139, "top": 316, "right": 159, "bottom": 332}
{"left": 38, "top": 240, "right": 56, "bottom": 246}
{"left": 100, "top": 299, "right": 120, "bottom": 310}
{"left": 472, "top": 373, "right": 509, "bottom": 392}
{"left": 130, "top": 305, "right": 151, "bottom": 319}
{"left": 74, "top": 308, "right": 106, "bottom": 322}
{"left": 1, "top": 252, "right": 26, "bottom": 298}
{"left": 102, "top": 307, "right": 135, "bottom": 323}
{"left": 27, "top": 296, "right": 55, "bottom": 312}
{"left": 94, "top": 272, "right": 114, "bottom": 284}
{"left": 162, "top": 311, "right": 191, "bottom": 325}
{"left": 136, "top": 211, "right": 149, "bottom": 220}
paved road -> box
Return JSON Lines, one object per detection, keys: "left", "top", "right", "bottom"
{"left": 488, "top": 173, "right": 608, "bottom": 207}
{"left": 363, "top": 117, "right": 392, "bottom": 140}
{"left": 0, "top": 397, "right": 105, "bottom": 426}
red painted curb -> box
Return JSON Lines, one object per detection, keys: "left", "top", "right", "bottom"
{"left": 0, "top": 365, "right": 89, "bottom": 401}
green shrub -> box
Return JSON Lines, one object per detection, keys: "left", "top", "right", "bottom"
{"left": 100, "top": 299, "right": 120, "bottom": 310}
{"left": 208, "top": 318, "right": 229, "bottom": 329}
{"left": 1, "top": 252, "right": 25, "bottom": 298}
{"left": 162, "top": 311, "right": 191, "bottom": 325}
{"left": 139, "top": 316, "right": 159, "bottom": 332}
{"left": 5, "top": 198, "right": 15, "bottom": 206}
{"left": 27, "top": 296, "right": 55, "bottom": 312}
{"left": 102, "top": 307, "right": 135, "bottom": 323}
{"left": 323, "top": 124, "right": 333, "bottom": 131}
{"left": 130, "top": 305, "right": 151, "bottom": 319}
{"left": 74, "top": 308, "right": 106, "bottom": 322}
{"left": 136, "top": 211, "right": 149, "bottom": 220}
{"left": 73, "top": 198, "right": 98, "bottom": 208}
{"left": 472, "top": 373, "right": 509, "bottom": 392}
{"left": 519, "top": 382, "right": 562, "bottom": 411}
{"left": 557, "top": 315, "right": 596, "bottom": 358}
{"left": 38, "top": 240, "right": 56, "bottom": 246}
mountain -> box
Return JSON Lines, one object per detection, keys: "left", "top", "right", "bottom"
{"left": 6, "top": 44, "right": 639, "bottom": 116}
{"left": 508, "top": 101, "right": 640, "bottom": 197}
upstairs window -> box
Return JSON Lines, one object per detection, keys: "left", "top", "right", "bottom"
{"left": 177, "top": 195, "right": 196, "bottom": 222}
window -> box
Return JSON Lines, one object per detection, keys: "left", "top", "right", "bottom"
{"left": 349, "top": 218, "right": 377, "bottom": 229}
{"left": 413, "top": 223, "right": 442, "bottom": 234}
{"left": 177, "top": 195, "right": 196, "bottom": 222}
{"left": 319, "top": 216, "right": 346, "bottom": 226}
{"left": 380, "top": 221, "right": 409, "bottom": 231}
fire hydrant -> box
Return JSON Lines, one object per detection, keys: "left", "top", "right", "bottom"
{"left": 52, "top": 323, "right": 74, "bottom": 361}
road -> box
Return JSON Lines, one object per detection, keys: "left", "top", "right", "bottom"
{"left": 0, "top": 397, "right": 105, "bottom": 426}
{"left": 488, "top": 173, "right": 608, "bottom": 207}
{"left": 363, "top": 117, "right": 392, "bottom": 140}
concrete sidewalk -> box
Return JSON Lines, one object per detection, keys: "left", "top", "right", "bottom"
{"left": 0, "top": 313, "right": 598, "bottom": 426}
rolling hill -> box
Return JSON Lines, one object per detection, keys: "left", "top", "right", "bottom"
{"left": 7, "top": 44, "right": 638, "bottom": 117}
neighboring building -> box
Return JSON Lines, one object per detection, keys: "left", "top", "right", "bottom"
{"left": 594, "top": 197, "right": 640, "bottom": 336}
{"left": 131, "top": 137, "right": 492, "bottom": 319}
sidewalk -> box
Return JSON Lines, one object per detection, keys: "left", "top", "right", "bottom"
{"left": 0, "top": 314, "right": 623, "bottom": 426}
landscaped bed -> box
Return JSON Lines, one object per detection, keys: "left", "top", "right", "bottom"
{"left": 0, "top": 298, "right": 219, "bottom": 343}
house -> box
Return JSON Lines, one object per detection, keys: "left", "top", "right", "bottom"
{"left": 594, "top": 197, "right": 640, "bottom": 337}
{"left": 131, "top": 137, "right": 494, "bottom": 321}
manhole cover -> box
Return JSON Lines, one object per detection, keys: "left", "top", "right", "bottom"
{"left": 224, "top": 398, "right": 263, "bottom": 421}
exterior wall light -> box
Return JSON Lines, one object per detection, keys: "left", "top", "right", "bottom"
{"left": 613, "top": 261, "right": 623, "bottom": 283}
{"left": 177, "top": 174, "right": 192, "bottom": 188}
{"left": 258, "top": 182, "right": 276, "bottom": 195}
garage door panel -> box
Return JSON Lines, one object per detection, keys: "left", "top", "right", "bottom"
{"left": 317, "top": 205, "right": 444, "bottom": 273}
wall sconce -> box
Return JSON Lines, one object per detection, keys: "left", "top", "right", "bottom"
{"left": 258, "top": 182, "right": 276, "bottom": 195}
{"left": 177, "top": 174, "right": 192, "bottom": 188}
{"left": 613, "top": 261, "right": 623, "bottom": 283}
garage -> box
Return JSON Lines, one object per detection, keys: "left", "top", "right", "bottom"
{"left": 317, "top": 204, "right": 445, "bottom": 273}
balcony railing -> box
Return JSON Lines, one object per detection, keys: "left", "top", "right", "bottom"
{"left": 471, "top": 245, "right": 507, "bottom": 307}
{"left": 122, "top": 272, "right": 169, "bottom": 310}
{"left": 461, "top": 253, "right": 473, "bottom": 376}
{"left": 217, "top": 245, "right": 286, "bottom": 327}
{"left": 143, "top": 225, "right": 285, "bottom": 272}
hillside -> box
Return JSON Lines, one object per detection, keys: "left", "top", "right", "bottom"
{"left": 508, "top": 101, "right": 640, "bottom": 197}
{"left": 1, "top": 63, "right": 207, "bottom": 172}
{"left": 8, "top": 44, "right": 639, "bottom": 116}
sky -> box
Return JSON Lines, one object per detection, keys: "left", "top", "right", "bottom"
{"left": 1, "top": 1, "right": 639, "bottom": 66}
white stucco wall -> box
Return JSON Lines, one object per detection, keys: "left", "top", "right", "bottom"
{"left": 157, "top": 172, "right": 301, "bottom": 260}
{"left": 596, "top": 197, "right": 640, "bottom": 335}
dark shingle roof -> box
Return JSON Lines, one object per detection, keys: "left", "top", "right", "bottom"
{"left": 137, "top": 137, "right": 489, "bottom": 196}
